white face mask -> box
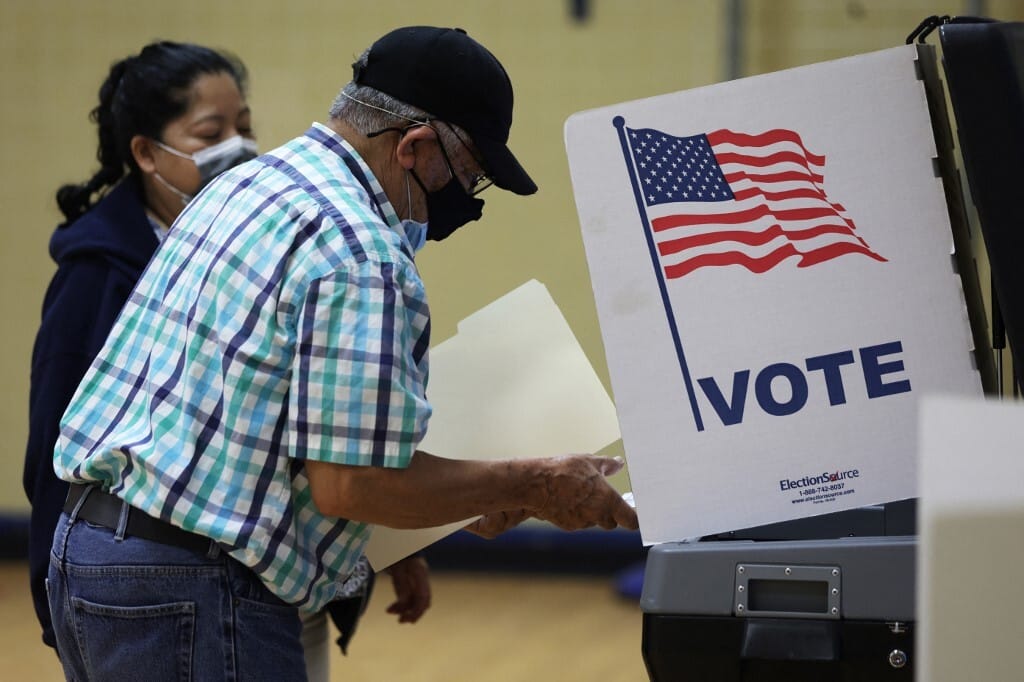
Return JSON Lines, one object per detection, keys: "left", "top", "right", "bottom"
{"left": 154, "top": 135, "right": 259, "bottom": 200}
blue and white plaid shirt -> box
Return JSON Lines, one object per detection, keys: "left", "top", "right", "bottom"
{"left": 56, "top": 123, "right": 432, "bottom": 611}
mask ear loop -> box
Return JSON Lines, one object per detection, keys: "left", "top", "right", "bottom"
{"left": 405, "top": 170, "right": 414, "bottom": 222}
{"left": 152, "top": 171, "right": 193, "bottom": 207}
{"left": 153, "top": 139, "right": 196, "bottom": 162}
{"left": 365, "top": 122, "right": 421, "bottom": 222}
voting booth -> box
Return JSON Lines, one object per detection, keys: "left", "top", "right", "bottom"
{"left": 565, "top": 15, "right": 1020, "bottom": 681}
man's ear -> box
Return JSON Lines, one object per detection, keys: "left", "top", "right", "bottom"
{"left": 394, "top": 125, "right": 437, "bottom": 171}
{"left": 130, "top": 135, "right": 158, "bottom": 174}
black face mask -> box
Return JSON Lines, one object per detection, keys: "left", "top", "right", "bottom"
{"left": 410, "top": 171, "right": 484, "bottom": 241}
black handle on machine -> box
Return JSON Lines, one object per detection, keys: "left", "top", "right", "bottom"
{"left": 906, "top": 15, "right": 996, "bottom": 45}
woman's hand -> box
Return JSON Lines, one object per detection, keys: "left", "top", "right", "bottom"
{"left": 385, "top": 555, "right": 431, "bottom": 623}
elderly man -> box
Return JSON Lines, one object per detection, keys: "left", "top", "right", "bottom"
{"left": 48, "top": 26, "right": 637, "bottom": 680}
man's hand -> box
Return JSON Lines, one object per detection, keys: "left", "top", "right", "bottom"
{"left": 385, "top": 555, "right": 431, "bottom": 623}
{"left": 532, "top": 455, "right": 638, "bottom": 532}
{"left": 464, "top": 508, "right": 531, "bottom": 539}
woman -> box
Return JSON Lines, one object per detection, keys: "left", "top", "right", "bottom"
{"left": 23, "top": 39, "right": 256, "bottom": 654}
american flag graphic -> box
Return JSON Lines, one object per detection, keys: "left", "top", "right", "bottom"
{"left": 624, "top": 126, "right": 886, "bottom": 279}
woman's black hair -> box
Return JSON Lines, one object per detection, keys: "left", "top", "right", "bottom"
{"left": 56, "top": 40, "right": 249, "bottom": 222}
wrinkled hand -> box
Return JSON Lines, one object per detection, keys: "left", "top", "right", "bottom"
{"left": 464, "top": 509, "right": 531, "bottom": 539}
{"left": 385, "top": 555, "right": 431, "bottom": 623}
{"left": 533, "top": 455, "right": 639, "bottom": 532}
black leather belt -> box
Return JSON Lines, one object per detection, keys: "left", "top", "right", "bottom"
{"left": 64, "top": 484, "right": 212, "bottom": 555}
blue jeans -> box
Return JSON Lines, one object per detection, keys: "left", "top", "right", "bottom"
{"left": 47, "top": 510, "right": 306, "bottom": 681}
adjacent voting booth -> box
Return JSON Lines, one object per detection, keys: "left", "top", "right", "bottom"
{"left": 565, "top": 15, "right": 1020, "bottom": 681}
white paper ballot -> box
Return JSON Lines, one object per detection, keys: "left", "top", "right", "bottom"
{"left": 363, "top": 279, "right": 622, "bottom": 570}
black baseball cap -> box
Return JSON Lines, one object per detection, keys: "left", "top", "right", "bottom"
{"left": 352, "top": 26, "right": 537, "bottom": 196}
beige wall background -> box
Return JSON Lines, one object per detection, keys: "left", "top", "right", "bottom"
{"left": 2, "top": 0, "right": 1021, "bottom": 512}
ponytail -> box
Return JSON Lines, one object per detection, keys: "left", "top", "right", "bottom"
{"left": 55, "top": 58, "right": 131, "bottom": 222}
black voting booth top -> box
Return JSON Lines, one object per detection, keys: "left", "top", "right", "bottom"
{"left": 937, "top": 17, "right": 1024, "bottom": 392}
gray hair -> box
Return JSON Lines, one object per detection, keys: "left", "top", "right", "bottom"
{"left": 329, "top": 50, "right": 467, "bottom": 151}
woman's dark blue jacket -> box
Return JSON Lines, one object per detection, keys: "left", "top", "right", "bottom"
{"left": 23, "top": 179, "right": 158, "bottom": 649}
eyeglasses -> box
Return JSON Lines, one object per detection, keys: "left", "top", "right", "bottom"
{"left": 370, "top": 121, "right": 493, "bottom": 197}
{"left": 441, "top": 122, "right": 493, "bottom": 197}
{"left": 465, "top": 171, "right": 494, "bottom": 197}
